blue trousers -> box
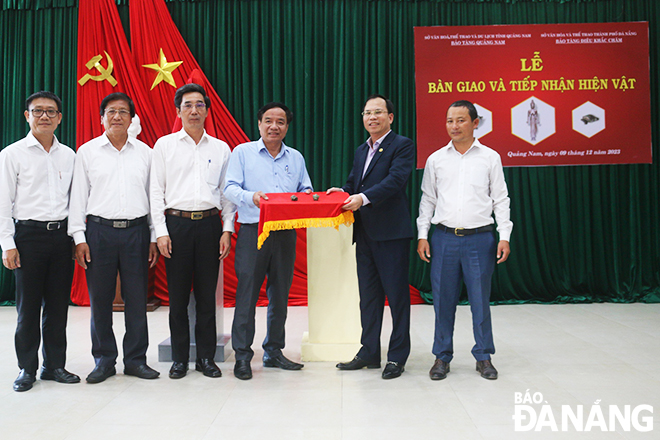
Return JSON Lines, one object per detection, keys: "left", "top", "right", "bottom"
{"left": 430, "top": 228, "right": 496, "bottom": 362}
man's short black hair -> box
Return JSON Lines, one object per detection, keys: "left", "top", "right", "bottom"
{"left": 363, "top": 94, "right": 394, "bottom": 114}
{"left": 257, "top": 102, "right": 293, "bottom": 124}
{"left": 25, "top": 91, "right": 62, "bottom": 113}
{"left": 449, "top": 100, "right": 478, "bottom": 121}
{"left": 100, "top": 92, "right": 136, "bottom": 118}
{"left": 174, "top": 83, "right": 211, "bottom": 110}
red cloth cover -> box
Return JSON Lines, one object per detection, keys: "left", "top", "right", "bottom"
{"left": 257, "top": 192, "right": 354, "bottom": 249}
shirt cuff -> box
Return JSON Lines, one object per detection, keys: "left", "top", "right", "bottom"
{"left": 243, "top": 191, "right": 256, "bottom": 208}
{"left": 154, "top": 223, "right": 170, "bottom": 239}
{"left": 72, "top": 231, "right": 87, "bottom": 245}
{"left": 360, "top": 193, "right": 370, "bottom": 206}
{"left": 222, "top": 217, "right": 235, "bottom": 233}
{"left": 0, "top": 237, "right": 16, "bottom": 252}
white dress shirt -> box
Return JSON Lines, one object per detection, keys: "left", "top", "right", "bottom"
{"left": 68, "top": 133, "right": 155, "bottom": 245}
{"left": 417, "top": 138, "right": 513, "bottom": 242}
{"left": 0, "top": 132, "right": 75, "bottom": 251}
{"left": 150, "top": 129, "right": 236, "bottom": 238}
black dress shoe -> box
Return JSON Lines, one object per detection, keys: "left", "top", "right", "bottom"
{"left": 336, "top": 356, "right": 380, "bottom": 370}
{"left": 40, "top": 367, "right": 81, "bottom": 384}
{"left": 86, "top": 365, "right": 116, "bottom": 384}
{"left": 124, "top": 364, "right": 160, "bottom": 380}
{"left": 382, "top": 361, "right": 404, "bottom": 379}
{"left": 169, "top": 362, "right": 188, "bottom": 379}
{"left": 13, "top": 370, "right": 36, "bottom": 392}
{"left": 263, "top": 353, "right": 303, "bottom": 370}
{"left": 195, "top": 359, "right": 222, "bottom": 378}
{"left": 234, "top": 360, "right": 252, "bottom": 380}
{"left": 429, "top": 359, "right": 450, "bottom": 380}
{"left": 476, "top": 360, "right": 498, "bottom": 380}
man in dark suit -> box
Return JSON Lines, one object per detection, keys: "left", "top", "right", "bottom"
{"left": 328, "top": 94, "right": 415, "bottom": 379}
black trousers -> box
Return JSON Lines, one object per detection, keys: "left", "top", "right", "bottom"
{"left": 165, "top": 214, "right": 221, "bottom": 362}
{"left": 354, "top": 224, "right": 411, "bottom": 365}
{"left": 231, "top": 224, "right": 296, "bottom": 362}
{"left": 14, "top": 223, "right": 73, "bottom": 373}
{"left": 85, "top": 220, "right": 150, "bottom": 368}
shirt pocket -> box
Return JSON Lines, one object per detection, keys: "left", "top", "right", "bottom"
{"left": 125, "top": 158, "right": 149, "bottom": 190}
{"left": 206, "top": 163, "right": 222, "bottom": 188}
{"left": 59, "top": 171, "right": 73, "bottom": 196}
{"left": 469, "top": 164, "right": 489, "bottom": 189}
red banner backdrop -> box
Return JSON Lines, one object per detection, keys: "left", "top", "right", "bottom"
{"left": 414, "top": 22, "right": 652, "bottom": 167}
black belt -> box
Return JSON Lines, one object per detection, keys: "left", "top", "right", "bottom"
{"left": 87, "top": 215, "right": 147, "bottom": 229}
{"left": 165, "top": 208, "right": 218, "bottom": 220}
{"left": 437, "top": 223, "right": 493, "bottom": 237}
{"left": 15, "top": 219, "right": 67, "bottom": 231}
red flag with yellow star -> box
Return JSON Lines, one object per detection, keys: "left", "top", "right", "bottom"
{"left": 129, "top": 0, "right": 248, "bottom": 147}
{"left": 76, "top": 0, "right": 161, "bottom": 148}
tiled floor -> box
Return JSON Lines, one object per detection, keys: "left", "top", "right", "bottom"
{"left": 0, "top": 303, "right": 658, "bottom": 439}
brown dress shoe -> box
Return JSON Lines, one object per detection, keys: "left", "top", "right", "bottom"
{"left": 476, "top": 360, "right": 498, "bottom": 380}
{"left": 429, "top": 359, "right": 450, "bottom": 380}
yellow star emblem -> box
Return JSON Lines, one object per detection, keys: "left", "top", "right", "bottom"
{"left": 142, "top": 48, "right": 183, "bottom": 90}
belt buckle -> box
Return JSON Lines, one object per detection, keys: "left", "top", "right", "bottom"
{"left": 46, "top": 221, "right": 60, "bottom": 231}
{"left": 190, "top": 212, "right": 204, "bottom": 220}
{"left": 113, "top": 220, "right": 128, "bottom": 228}
{"left": 454, "top": 227, "right": 465, "bottom": 237}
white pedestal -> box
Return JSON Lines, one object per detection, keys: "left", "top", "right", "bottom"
{"left": 158, "top": 261, "right": 231, "bottom": 363}
{"left": 302, "top": 225, "right": 361, "bottom": 361}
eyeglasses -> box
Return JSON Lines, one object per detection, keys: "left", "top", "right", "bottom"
{"left": 30, "top": 108, "right": 60, "bottom": 118}
{"left": 362, "top": 109, "right": 387, "bottom": 117}
{"left": 181, "top": 102, "right": 207, "bottom": 111}
{"left": 104, "top": 109, "right": 131, "bottom": 118}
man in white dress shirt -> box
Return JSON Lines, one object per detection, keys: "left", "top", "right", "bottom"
{"left": 417, "top": 100, "right": 512, "bottom": 381}
{"left": 69, "top": 93, "right": 160, "bottom": 384}
{"left": 151, "top": 84, "right": 236, "bottom": 379}
{"left": 0, "top": 91, "right": 79, "bottom": 392}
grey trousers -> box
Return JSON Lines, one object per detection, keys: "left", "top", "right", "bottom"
{"left": 231, "top": 224, "right": 296, "bottom": 362}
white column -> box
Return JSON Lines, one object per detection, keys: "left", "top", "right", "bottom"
{"left": 302, "top": 225, "right": 361, "bottom": 361}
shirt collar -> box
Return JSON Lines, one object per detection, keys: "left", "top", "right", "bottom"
{"left": 26, "top": 131, "right": 60, "bottom": 153}
{"left": 448, "top": 137, "right": 482, "bottom": 155}
{"left": 101, "top": 132, "right": 134, "bottom": 151}
{"left": 367, "top": 130, "right": 392, "bottom": 149}
{"left": 176, "top": 127, "right": 209, "bottom": 145}
{"left": 258, "top": 137, "right": 288, "bottom": 160}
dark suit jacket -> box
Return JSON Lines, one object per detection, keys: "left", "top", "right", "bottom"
{"left": 342, "top": 131, "right": 415, "bottom": 242}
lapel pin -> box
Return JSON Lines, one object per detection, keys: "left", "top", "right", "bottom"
{"left": 378, "top": 148, "right": 383, "bottom": 152}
